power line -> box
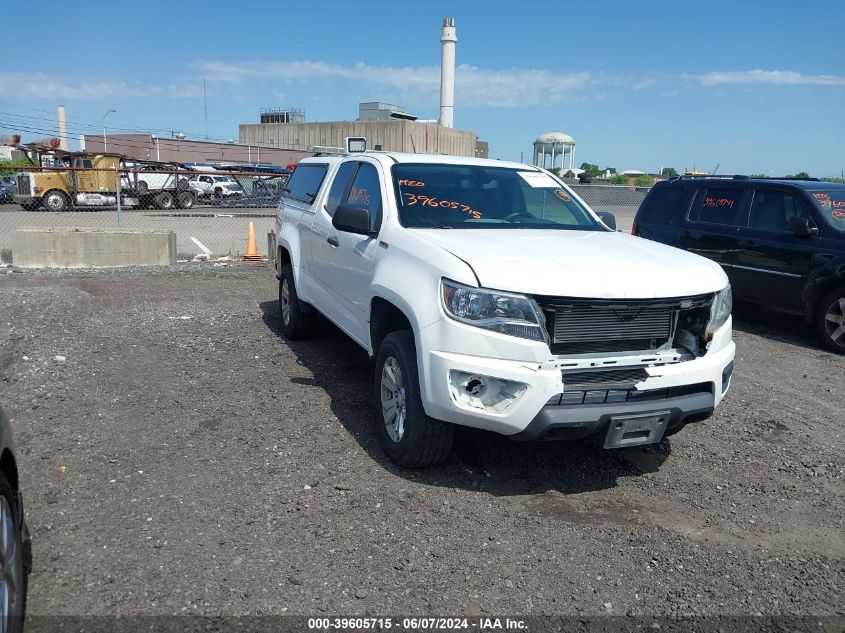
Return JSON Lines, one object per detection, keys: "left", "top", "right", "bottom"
{"left": 0, "top": 100, "right": 239, "bottom": 145}
{"left": 0, "top": 119, "right": 312, "bottom": 158}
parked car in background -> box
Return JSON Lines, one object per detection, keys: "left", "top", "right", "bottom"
{"left": 0, "top": 183, "right": 12, "bottom": 204}
{"left": 0, "top": 404, "right": 26, "bottom": 630}
{"left": 187, "top": 174, "right": 244, "bottom": 198}
{"left": 633, "top": 176, "right": 845, "bottom": 353}
{"left": 0, "top": 175, "right": 18, "bottom": 199}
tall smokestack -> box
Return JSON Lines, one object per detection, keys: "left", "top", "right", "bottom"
{"left": 439, "top": 18, "right": 457, "bottom": 128}
{"left": 57, "top": 105, "right": 68, "bottom": 150}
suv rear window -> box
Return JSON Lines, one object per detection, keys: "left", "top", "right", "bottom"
{"left": 641, "top": 187, "right": 686, "bottom": 223}
{"left": 688, "top": 187, "right": 745, "bottom": 226}
{"left": 284, "top": 163, "right": 328, "bottom": 204}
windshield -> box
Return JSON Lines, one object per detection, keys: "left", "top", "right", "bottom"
{"left": 391, "top": 164, "right": 601, "bottom": 230}
{"left": 809, "top": 190, "right": 845, "bottom": 233}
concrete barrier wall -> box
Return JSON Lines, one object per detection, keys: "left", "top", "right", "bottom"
{"left": 13, "top": 228, "right": 176, "bottom": 268}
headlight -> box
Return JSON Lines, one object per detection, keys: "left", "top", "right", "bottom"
{"left": 440, "top": 279, "right": 549, "bottom": 344}
{"left": 706, "top": 285, "right": 732, "bottom": 339}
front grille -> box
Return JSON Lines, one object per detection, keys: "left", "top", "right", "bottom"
{"left": 562, "top": 367, "right": 649, "bottom": 390}
{"left": 16, "top": 174, "right": 30, "bottom": 196}
{"left": 546, "top": 382, "right": 712, "bottom": 407}
{"left": 534, "top": 295, "right": 711, "bottom": 355}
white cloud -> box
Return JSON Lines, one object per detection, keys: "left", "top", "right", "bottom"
{"left": 687, "top": 69, "right": 845, "bottom": 87}
{"left": 0, "top": 72, "right": 202, "bottom": 100}
{"left": 193, "top": 60, "right": 598, "bottom": 107}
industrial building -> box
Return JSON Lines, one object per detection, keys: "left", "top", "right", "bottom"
{"left": 239, "top": 102, "right": 486, "bottom": 158}
{"left": 82, "top": 134, "right": 310, "bottom": 167}
{"left": 239, "top": 19, "right": 487, "bottom": 158}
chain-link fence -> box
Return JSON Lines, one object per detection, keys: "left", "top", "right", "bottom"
{"left": 0, "top": 167, "right": 647, "bottom": 265}
{"left": 0, "top": 165, "right": 288, "bottom": 263}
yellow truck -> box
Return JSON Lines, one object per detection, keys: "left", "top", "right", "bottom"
{"left": 14, "top": 152, "right": 139, "bottom": 212}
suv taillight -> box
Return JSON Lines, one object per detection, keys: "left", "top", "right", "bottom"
{"left": 631, "top": 218, "right": 639, "bottom": 236}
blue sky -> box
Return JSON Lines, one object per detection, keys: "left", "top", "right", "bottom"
{"left": 2, "top": 0, "right": 843, "bottom": 176}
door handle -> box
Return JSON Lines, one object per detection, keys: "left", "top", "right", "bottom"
{"left": 327, "top": 236, "right": 339, "bottom": 247}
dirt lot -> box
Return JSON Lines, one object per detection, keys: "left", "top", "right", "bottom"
{"left": 0, "top": 264, "right": 842, "bottom": 619}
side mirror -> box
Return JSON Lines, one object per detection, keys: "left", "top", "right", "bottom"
{"left": 596, "top": 211, "right": 617, "bottom": 231}
{"left": 789, "top": 215, "right": 818, "bottom": 238}
{"left": 332, "top": 204, "right": 374, "bottom": 236}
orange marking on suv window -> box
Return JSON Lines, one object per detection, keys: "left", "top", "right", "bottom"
{"left": 553, "top": 189, "right": 571, "bottom": 202}
{"left": 398, "top": 179, "right": 425, "bottom": 187}
{"left": 703, "top": 197, "right": 736, "bottom": 209}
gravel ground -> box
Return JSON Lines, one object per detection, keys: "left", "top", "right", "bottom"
{"left": 0, "top": 264, "right": 842, "bottom": 620}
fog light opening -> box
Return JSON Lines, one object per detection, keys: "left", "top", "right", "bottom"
{"left": 465, "top": 377, "right": 486, "bottom": 397}
{"left": 448, "top": 371, "right": 527, "bottom": 414}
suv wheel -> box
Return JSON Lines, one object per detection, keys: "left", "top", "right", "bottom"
{"left": 279, "top": 265, "right": 317, "bottom": 339}
{"left": 816, "top": 288, "right": 845, "bottom": 354}
{"left": 374, "top": 331, "right": 454, "bottom": 468}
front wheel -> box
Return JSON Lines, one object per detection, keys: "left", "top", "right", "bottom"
{"left": 0, "top": 473, "right": 24, "bottom": 633}
{"left": 816, "top": 288, "right": 845, "bottom": 354}
{"left": 43, "top": 190, "right": 69, "bottom": 212}
{"left": 374, "top": 331, "right": 454, "bottom": 468}
{"left": 279, "top": 265, "right": 317, "bottom": 340}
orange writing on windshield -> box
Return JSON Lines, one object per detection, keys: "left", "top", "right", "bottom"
{"left": 403, "top": 193, "right": 482, "bottom": 219}
{"left": 814, "top": 192, "right": 832, "bottom": 207}
{"left": 398, "top": 179, "right": 425, "bottom": 187}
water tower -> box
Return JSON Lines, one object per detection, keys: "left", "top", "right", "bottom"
{"left": 533, "top": 132, "right": 576, "bottom": 171}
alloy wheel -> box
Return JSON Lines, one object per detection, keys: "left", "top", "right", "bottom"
{"left": 0, "top": 496, "right": 19, "bottom": 629}
{"left": 380, "top": 357, "right": 406, "bottom": 442}
{"left": 280, "top": 279, "right": 291, "bottom": 325}
{"left": 824, "top": 297, "right": 845, "bottom": 347}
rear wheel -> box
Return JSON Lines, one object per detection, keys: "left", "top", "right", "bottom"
{"left": 137, "top": 180, "right": 149, "bottom": 194}
{"left": 43, "top": 190, "right": 69, "bottom": 212}
{"left": 816, "top": 288, "right": 845, "bottom": 354}
{"left": 154, "top": 191, "right": 174, "bottom": 210}
{"left": 279, "top": 265, "right": 317, "bottom": 340}
{"left": 175, "top": 191, "right": 194, "bottom": 209}
{"left": 374, "top": 331, "right": 454, "bottom": 468}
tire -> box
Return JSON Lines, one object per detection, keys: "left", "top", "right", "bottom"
{"left": 42, "top": 190, "right": 69, "bottom": 212}
{"left": 0, "top": 472, "right": 24, "bottom": 633}
{"left": 137, "top": 180, "right": 149, "bottom": 194}
{"left": 278, "top": 265, "right": 317, "bottom": 340}
{"left": 815, "top": 287, "right": 845, "bottom": 354}
{"left": 373, "top": 331, "right": 454, "bottom": 468}
{"left": 175, "top": 191, "right": 194, "bottom": 209}
{"left": 154, "top": 191, "right": 174, "bottom": 210}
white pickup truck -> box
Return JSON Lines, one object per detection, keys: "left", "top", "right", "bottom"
{"left": 273, "top": 143, "right": 735, "bottom": 467}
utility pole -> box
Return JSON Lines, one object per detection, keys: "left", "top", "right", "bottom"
{"left": 102, "top": 108, "right": 116, "bottom": 152}
{"left": 203, "top": 77, "right": 208, "bottom": 140}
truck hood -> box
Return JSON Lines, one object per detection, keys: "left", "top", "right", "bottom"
{"left": 412, "top": 229, "right": 728, "bottom": 298}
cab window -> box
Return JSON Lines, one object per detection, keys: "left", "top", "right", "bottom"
{"left": 325, "top": 162, "right": 357, "bottom": 216}
{"left": 344, "top": 163, "right": 383, "bottom": 232}
{"left": 284, "top": 163, "right": 328, "bottom": 204}
{"left": 748, "top": 190, "right": 809, "bottom": 232}
{"left": 688, "top": 187, "right": 745, "bottom": 226}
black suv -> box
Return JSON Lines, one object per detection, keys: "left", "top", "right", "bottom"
{"left": 633, "top": 176, "right": 845, "bottom": 353}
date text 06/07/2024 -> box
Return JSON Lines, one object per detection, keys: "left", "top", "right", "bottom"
{"left": 307, "top": 617, "right": 528, "bottom": 631}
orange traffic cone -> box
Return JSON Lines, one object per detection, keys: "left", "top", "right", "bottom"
{"left": 243, "top": 222, "right": 263, "bottom": 262}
